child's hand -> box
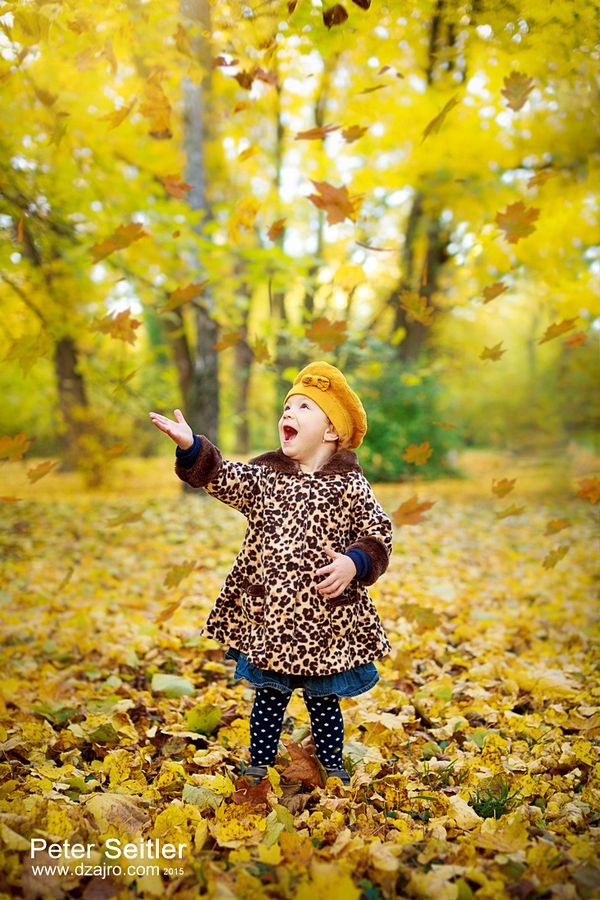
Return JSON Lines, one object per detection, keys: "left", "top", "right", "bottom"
{"left": 148, "top": 408, "right": 194, "bottom": 449}
{"left": 314, "top": 545, "right": 357, "bottom": 599}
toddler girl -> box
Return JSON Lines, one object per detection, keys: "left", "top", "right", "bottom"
{"left": 149, "top": 360, "right": 393, "bottom": 786}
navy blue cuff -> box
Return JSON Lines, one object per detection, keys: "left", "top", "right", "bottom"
{"left": 345, "top": 548, "right": 371, "bottom": 581}
{"left": 175, "top": 433, "right": 201, "bottom": 469}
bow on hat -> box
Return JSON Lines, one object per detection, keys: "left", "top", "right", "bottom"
{"left": 301, "top": 374, "right": 330, "bottom": 391}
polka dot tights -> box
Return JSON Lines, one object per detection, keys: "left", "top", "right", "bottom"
{"left": 249, "top": 686, "right": 345, "bottom": 769}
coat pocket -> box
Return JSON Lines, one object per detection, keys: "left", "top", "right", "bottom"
{"left": 239, "top": 577, "right": 265, "bottom": 625}
{"left": 327, "top": 581, "right": 361, "bottom": 637}
{"left": 327, "top": 580, "right": 360, "bottom": 608}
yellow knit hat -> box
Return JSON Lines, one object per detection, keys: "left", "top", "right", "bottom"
{"left": 284, "top": 360, "right": 367, "bottom": 450}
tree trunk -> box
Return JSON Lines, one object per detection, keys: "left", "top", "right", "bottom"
{"left": 180, "top": 0, "right": 220, "bottom": 486}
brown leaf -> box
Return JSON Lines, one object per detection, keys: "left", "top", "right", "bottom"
{"left": 159, "top": 281, "right": 209, "bottom": 313}
{"left": 267, "top": 218, "right": 286, "bottom": 241}
{"left": 576, "top": 476, "right": 600, "bottom": 504}
{"left": 294, "top": 124, "right": 341, "bottom": 140}
{"left": 491, "top": 478, "right": 516, "bottom": 498}
{"left": 495, "top": 201, "right": 539, "bottom": 244}
{"left": 501, "top": 70, "right": 534, "bottom": 111}
{"left": 323, "top": 5, "right": 348, "bottom": 29}
{"left": 305, "top": 316, "right": 347, "bottom": 351}
{"left": 341, "top": 124, "right": 368, "bottom": 143}
{"left": 483, "top": 281, "right": 508, "bottom": 303}
{"left": 401, "top": 442, "right": 433, "bottom": 466}
{"left": 306, "top": 180, "right": 363, "bottom": 225}
{"left": 479, "top": 341, "right": 507, "bottom": 361}
{"left": 90, "top": 222, "right": 150, "bottom": 262}
{"left": 392, "top": 495, "right": 437, "bottom": 526}
{"left": 421, "top": 95, "right": 460, "bottom": 143}
{"left": 538, "top": 317, "right": 578, "bottom": 345}
{"left": 26, "top": 461, "right": 59, "bottom": 483}
{"left": 90, "top": 309, "right": 142, "bottom": 345}
{"left": 161, "top": 173, "right": 192, "bottom": 199}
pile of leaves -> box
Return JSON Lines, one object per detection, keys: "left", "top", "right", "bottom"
{"left": 0, "top": 460, "right": 598, "bottom": 899}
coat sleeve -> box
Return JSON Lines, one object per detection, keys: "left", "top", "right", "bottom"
{"left": 174, "top": 433, "right": 262, "bottom": 518}
{"left": 344, "top": 474, "right": 393, "bottom": 586}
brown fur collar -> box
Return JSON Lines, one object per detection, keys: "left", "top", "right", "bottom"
{"left": 248, "top": 446, "right": 363, "bottom": 475}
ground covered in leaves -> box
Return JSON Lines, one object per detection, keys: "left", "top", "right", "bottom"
{"left": 0, "top": 449, "right": 598, "bottom": 899}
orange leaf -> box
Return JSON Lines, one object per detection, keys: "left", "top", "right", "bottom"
{"left": 305, "top": 316, "right": 347, "bottom": 351}
{"left": 495, "top": 201, "right": 539, "bottom": 244}
{"left": 538, "top": 317, "right": 579, "bottom": 345}
{"left": 281, "top": 742, "right": 324, "bottom": 786}
{"left": 0, "top": 433, "right": 35, "bottom": 461}
{"left": 267, "top": 218, "right": 286, "bottom": 241}
{"left": 501, "top": 70, "right": 534, "bottom": 111}
{"left": 26, "top": 460, "right": 59, "bottom": 483}
{"left": 214, "top": 331, "right": 242, "bottom": 351}
{"left": 479, "top": 342, "right": 507, "bottom": 361}
{"left": 527, "top": 170, "right": 556, "bottom": 189}
{"left": 421, "top": 95, "right": 460, "bottom": 143}
{"left": 392, "top": 495, "right": 437, "bottom": 526}
{"left": 576, "top": 476, "right": 600, "bottom": 504}
{"left": 491, "top": 478, "right": 516, "bottom": 498}
{"left": 306, "top": 180, "right": 363, "bottom": 225}
{"left": 544, "top": 518, "right": 571, "bottom": 535}
{"left": 341, "top": 124, "right": 368, "bottom": 143}
{"left": 100, "top": 97, "right": 136, "bottom": 130}
{"left": 398, "top": 290, "right": 434, "bottom": 325}
{"left": 542, "top": 544, "right": 570, "bottom": 569}
{"left": 91, "top": 309, "right": 142, "bottom": 345}
{"left": 294, "top": 124, "right": 341, "bottom": 140}
{"left": 564, "top": 331, "right": 587, "bottom": 347}
{"left": 161, "top": 173, "right": 192, "bottom": 199}
{"left": 159, "top": 281, "right": 209, "bottom": 313}
{"left": 431, "top": 419, "right": 457, "bottom": 430}
{"left": 90, "top": 222, "right": 150, "bottom": 262}
{"left": 483, "top": 281, "right": 508, "bottom": 303}
{"left": 402, "top": 442, "right": 433, "bottom": 466}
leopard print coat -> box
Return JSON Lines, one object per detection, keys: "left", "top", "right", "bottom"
{"left": 174, "top": 434, "right": 393, "bottom": 676}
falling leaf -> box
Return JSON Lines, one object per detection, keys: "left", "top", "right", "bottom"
{"left": 542, "top": 544, "right": 570, "bottom": 569}
{"left": 305, "top": 316, "right": 347, "bottom": 351}
{"left": 267, "top": 218, "right": 286, "bottom": 241}
{"left": 159, "top": 281, "right": 209, "bottom": 313}
{"left": 323, "top": 4, "right": 348, "bottom": 29}
{"left": 26, "top": 461, "right": 59, "bottom": 483}
{"left": 495, "top": 201, "right": 540, "bottom": 244}
{"left": 480, "top": 342, "right": 507, "bottom": 361}
{"left": 164, "top": 560, "right": 198, "bottom": 589}
{"left": 342, "top": 124, "right": 368, "bottom": 143}
{"left": 91, "top": 309, "right": 142, "bottom": 345}
{"left": 564, "top": 331, "right": 587, "bottom": 347}
{"left": 238, "top": 146, "right": 258, "bottom": 161}
{"left": 306, "top": 180, "right": 363, "bottom": 225}
{"left": 495, "top": 504, "right": 526, "bottom": 518}
{"left": 139, "top": 75, "right": 172, "bottom": 139}
{"left": 294, "top": 124, "right": 341, "bottom": 140}
{"left": 501, "top": 70, "right": 534, "bottom": 111}
{"left": 214, "top": 330, "right": 242, "bottom": 352}
{"left": 527, "top": 170, "right": 556, "bottom": 188}
{"left": 538, "top": 317, "right": 579, "bottom": 345}
{"left": 402, "top": 442, "right": 433, "bottom": 466}
{"left": 398, "top": 290, "right": 434, "bottom": 325}
{"left": 155, "top": 595, "right": 186, "bottom": 623}
{"left": 100, "top": 97, "right": 136, "bottom": 129}
{"left": 251, "top": 337, "right": 271, "bottom": 363}
{"left": 491, "top": 478, "right": 516, "bottom": 498}
{"left": 228, "top": 197, "right": 260, "bottom": 243}
{"left": 483, "top": 281, "right": 508, "bottom": 303}
{"left": 0, "top": 433, "right": 35, "bottom": 461}
{"left": 392, "top": 495, "right": 437, "bottom": 526}
{"left": 105, "top": 510, "right": 145, "bottom": 526}
{"left": 421, "top": 95, "right": 460, "bottom": 143}
{"left": 544, "top": 519, "right": 571, "bottom": 535}
{"left": 161, "top": 173, "right": 192, "bottom": 199}
{"left": 90, "top": 222, "right": 150, "bottom": 262}
{"left": 576, "top": 477, "right": 600, "bottom": 504}
{"left": 174, "top": 23, "right": 192, "bottom": 56}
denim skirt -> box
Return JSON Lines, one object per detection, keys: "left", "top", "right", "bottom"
{"left": 224, "top": 647, "right": 379, "bottom": 698}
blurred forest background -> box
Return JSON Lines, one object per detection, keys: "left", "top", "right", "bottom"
{"left": 0, "top": 0, "right": 598, "bottom": 487}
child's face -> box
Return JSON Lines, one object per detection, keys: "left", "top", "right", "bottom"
{"left": 279, "top": 394, "right": 338, "bottom": 455}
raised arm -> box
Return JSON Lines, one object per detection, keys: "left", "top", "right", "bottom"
{"left": 344, "top": 474, "right": 393, "bottom": 586}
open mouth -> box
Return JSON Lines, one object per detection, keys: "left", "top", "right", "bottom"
{"left": 283, "top": 425, "right": 298, "bottom": 443}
